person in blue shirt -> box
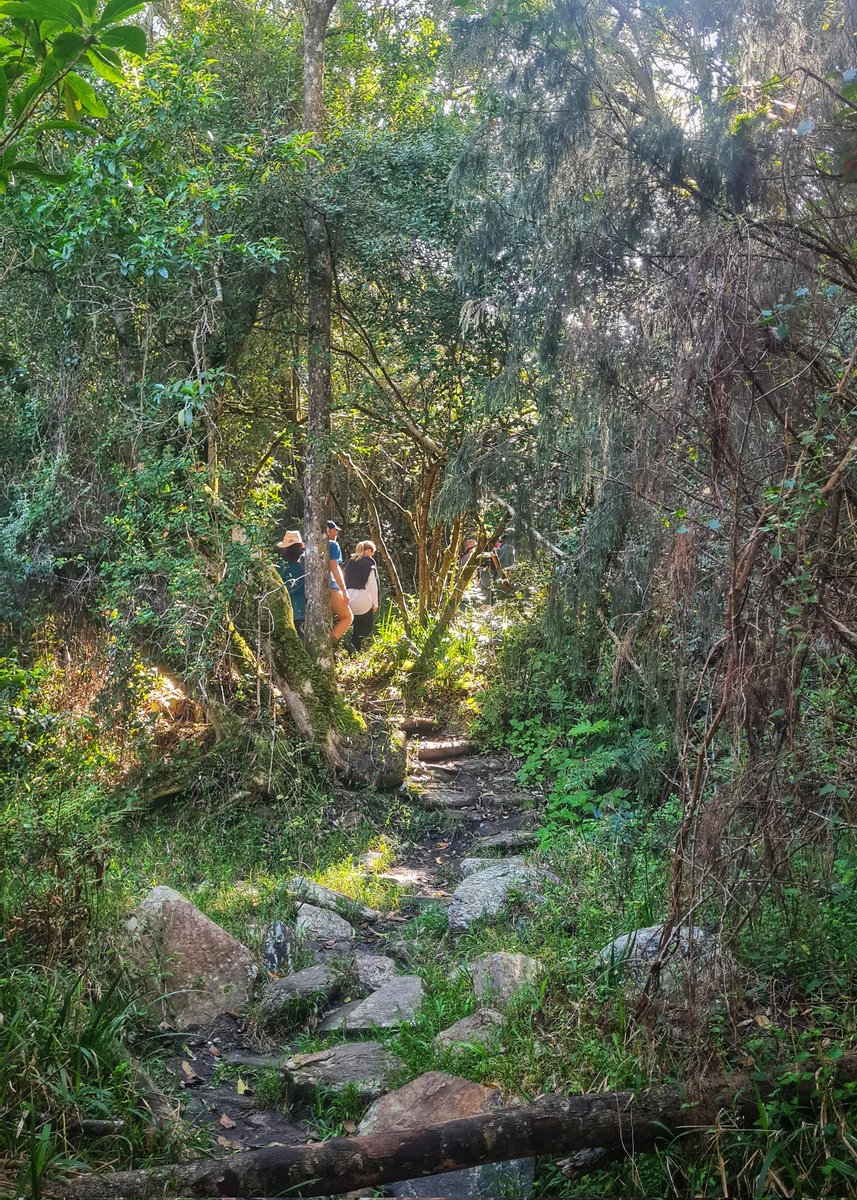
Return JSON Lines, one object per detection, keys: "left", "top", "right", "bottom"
{"left": 275, "top": 530, "right": 306, "bottom": 637}
{"left": 327, "top": 520, "right": 353, "bottom": 641}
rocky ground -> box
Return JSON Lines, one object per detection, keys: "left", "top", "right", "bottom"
{"left": 129, "top": 738, "right": 717, "bottom": 1197}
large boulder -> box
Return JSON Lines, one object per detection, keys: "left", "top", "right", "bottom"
{"left": 434, "top": 1009, "right": 504, "bottom": 1056}
{"left": 285, "top": 877, "right": 379, "bottom": 923}
{"left": 597, "top": 923, "right": 726, "bottom": 993}
{"left": 358, "top": 1072, "right": 533, "bottom": 1198}
{"left": 447, "top": 862, "right": 556, "bottom": 932}
{"left": 126, "top": 886, "right": 257, "bottom": 1030}
{"left": 295, "top": 903, "right": 354, "bottom": 942}
{"left": 469, "top": 951, "right": 540, "bottom": 1008}
{"left": 283, "top": 1042, "right": 402, "bottom": 1102}
{"left": 318, "top": 975, "right": 423, "bottom": 1032}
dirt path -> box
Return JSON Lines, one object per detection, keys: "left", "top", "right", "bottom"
{"left": 163, "top": 738, "right": 542, "bottom": 1157}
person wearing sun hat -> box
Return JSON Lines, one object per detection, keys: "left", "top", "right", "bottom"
{"left": 275, "top": 529, "right": 306, "bottom": 638}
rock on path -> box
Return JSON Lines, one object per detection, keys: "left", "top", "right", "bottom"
{"left": 283, "top": 1042, "right": 402, "bottom": 1102}
{"left": 353, "top": 951, "right": 398, "bottom": 990}
{"left": 469, "top": 951, "right": 540, "bottom": 1008}
{"left": 433, "top": 1009, "right": 504, "bottom": 1055}
{"left": 126, "top": 886, "right": 257, "bottom": 1030}
{"left": 475, "top": 828, "right": 538, "bottom": 851}
{"left": 285, "top": 876, "right": 380, "bottom": 922}
{"left": 295, "top": 903, "right": 354, "bottom": 942}
{"left": 459, "top": 855, "right": 527, "bottom": 877}
{"left": 447, "top": 861, "right": 556, "bottom": 932}
{"left": 259, "top": 964, "right": 342, "bottom": 1024}
{"left": 318, "top": 974, "right": 424, "bottom": 1032}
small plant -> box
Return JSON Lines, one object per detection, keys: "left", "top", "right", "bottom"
{"left": 305, "top": 1083, "right": 369, "bottom": 1140}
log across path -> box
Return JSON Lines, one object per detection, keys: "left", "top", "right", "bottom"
{"left": 56, "top": 1052, "right": 857, "bottom": 1198}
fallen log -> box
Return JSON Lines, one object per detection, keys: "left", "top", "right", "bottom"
{"left": 54, "top": 1052, "right": 857, "bottom": 1199}
{"left": 417, "top": 739, "right": 476, "bottom": 762}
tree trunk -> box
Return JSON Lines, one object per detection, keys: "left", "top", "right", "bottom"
{"left": 301, "top": 0, "right": 336, "bottom": 656}
{"left": 54, "top": 1053, "right": 857, "bottom": 1199}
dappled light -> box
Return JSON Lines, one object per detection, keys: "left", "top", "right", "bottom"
{"left": 2, "top": 0, "right": 857, "bottom": 1193}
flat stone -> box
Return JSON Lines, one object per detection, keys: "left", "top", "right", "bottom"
{"left": 126, "top": 886, "right": 257, "bottom": 1030}
{"left": 358, "top": 1072, "right": 533, "bottom": 1198}
{"left": 353, "top": 952, "right": 397, "bottom": 991}
{"left": 259, "top": 965, "right": 341, "bottom": 1022}
{"left": 224, "top": 1052, "right": 282, "bottom": 1070}
{"left": 475, "top": 829, "right": 538, "bottom": 851}
{"left": 433, "top": 1009, "right": 504, "bottom": 1055}
{"left": 413, "top": 788, "right": 479, "bottom": 811}
{"left": 285, "top": 877, "right": 379, "bottom": 923}
{"left": 318, "top": 975, "right": 423, "bottom": 1032}
{"left": 469, "top": 951, "right": 540, "bottom": 1008}
{"left": 284, "top": 1042, "right": 402, "bottom": 1102}
{"left": 447, "top": 862, "right": 555, "bottom": 932}
{"left": 295, "top": 903, "right": 354, "bottom": 942}
{"left": 459, "top": 855, "right": 526, "bottom": 878}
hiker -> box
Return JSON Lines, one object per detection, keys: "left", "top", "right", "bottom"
{"left": 327, "top": 520, "right": 353, "bottom": 641}
{"left": 496, "top": 531, "right": 516, "bottom": 570}
{"left": 275, "top": 530, "right": 306, "bottom": 638}
{"left": 458, "top": 536, "right": 477, "bottom": 572}
{"left": 344, "top": 540, "right": 379, "bottom": 652}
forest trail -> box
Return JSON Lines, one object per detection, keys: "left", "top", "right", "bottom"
{"left": 163, "top": 740, "right": 546, "bottom": 1165}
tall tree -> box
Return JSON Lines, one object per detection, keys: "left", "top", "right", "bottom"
{"left": 300, "top": 0, "right": 337, "bottom": 656}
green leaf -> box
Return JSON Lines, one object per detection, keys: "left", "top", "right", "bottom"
{"left": 0, "top": 0, "right": 82, "bottom": 23}
{"left": 99, "top": 22, "right": 145, "bottom": 54}
{"left": 96, "top": 0, "right": 143, "bottom": 25}
{"left": 32, "top": 116, "right": 96, "bottom": 135}
{"left": 11, "top": 70, "right": 52, "bottom": 121}
{"left": 51, "top": 30, "right": 88, "bottom": 64}
{"left": 64, "top": 68, "right": 107, "bottom": 115}
{"left": 13, "top": 158, "right": 73, "bottom": 181}
{"left": 85, "top": 45, "right": 123, "bottom": 84}
{"left": 0, "top": 2, "right": 48, "bottom": 20}
{"left": 0, "top": 59, "right": 7, "bottom": 125}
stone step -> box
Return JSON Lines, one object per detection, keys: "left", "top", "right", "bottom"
{"left": 400, "top": 716, "right": 442, "bottom": 736}
{"left": 411, "top": 787, "right": 480, "bottom": 811}
{"left": 417, "top": 739, "right": 477, "bottom": 763}
{"left": 474, "top": 829, "right": 538, "bottom": 851}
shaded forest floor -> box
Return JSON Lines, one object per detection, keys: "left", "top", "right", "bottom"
{"left": 4, "top": 597, "right": 857, "bottom": 1199}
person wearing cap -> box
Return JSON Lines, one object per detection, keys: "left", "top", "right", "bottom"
{"left": 327, "top": 520, "right": 353, "bottom": 641}
{"left": 275, "top": 530, "right": 307, "bottom": 638}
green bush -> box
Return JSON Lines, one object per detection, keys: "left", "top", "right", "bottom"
{"left": 476, "top": 625, "right": 669, "bottom": 837}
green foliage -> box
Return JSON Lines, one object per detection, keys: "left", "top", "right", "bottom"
{"left": 0, "top": 652, "right": 124, "bottom": 962}
{"left": 0, "top": 0, "right": 148, "bottom": 189}
{"left": 0, "top": 966, "right": 183, "bottom": 1198}
{"left": 477, "top": 623, "right": 669, "bottom": 838}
